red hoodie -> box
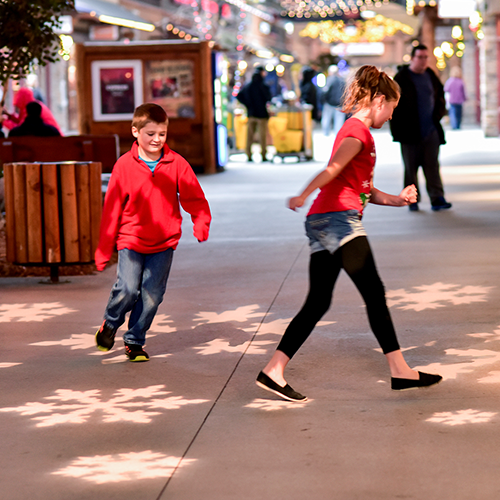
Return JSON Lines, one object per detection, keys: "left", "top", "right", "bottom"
{"left": 95, "top": 142, "right": 211, "bottom": 271}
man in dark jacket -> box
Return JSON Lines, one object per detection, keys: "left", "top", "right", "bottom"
{"left": 9, "top": 101, "right": 61, "bottom": 137}
{"left": 237, "top": 66, "right": 272, "bottom": 162}
{"left": 299, "top": 67, "right": 319, "bottom": 122}
{"left": 390, "top": 44, "right": 451, "bottom": 211}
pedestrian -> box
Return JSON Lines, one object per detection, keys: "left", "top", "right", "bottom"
{"left": 256, "top": 65, "right": 442, "bottom": 402}
{"left": 236, "top": 65, "right": 272, "bottom": 162}
{"left": 8, "top": 101, "right": 61, "bottom": 137}
{"left": 94, "top": 103, "right": 211, "bottom": 362}
{"left": 390, "top": 44, "right": 451, "bottom": 212}
{"left": 321, "top": 65, "right": 346, "bottom": 136}
{"left": 444, "top": 66, "right": 466, "bottom": 130}
{"left": 299, "top": 66, "right": 319, "bottom": 122}
{"left": 2, "top": 87, "right": 63, "bottom": 135}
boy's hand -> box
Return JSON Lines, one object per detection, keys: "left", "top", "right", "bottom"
{"left": 194, "top": 224, "right": 209, "bottom": 242}
{"left": 94, "top": 249, "right": 108, "bottom": 272}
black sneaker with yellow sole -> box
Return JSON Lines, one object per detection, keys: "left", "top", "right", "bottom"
{"left": 125, "top": 343, "right": 149, "bottom": 362}
{"left": 95, "top": 321, "right": 116, "bottom": 351}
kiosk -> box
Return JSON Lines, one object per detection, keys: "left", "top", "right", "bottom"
{"left": 75, "top": 40, "right": 219, "bottom": 174}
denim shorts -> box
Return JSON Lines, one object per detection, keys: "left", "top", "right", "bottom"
{"left": 305, "top": 210, "right": 367, "bottom": 254}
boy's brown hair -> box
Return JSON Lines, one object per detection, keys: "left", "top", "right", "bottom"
{"left": 132, "top": 103, "right": 169, "bottom": 130}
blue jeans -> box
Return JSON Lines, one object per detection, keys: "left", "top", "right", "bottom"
{"left": 306, "top": 210, "right": 366, "bottom": 255}
{"left": 321, "top": 103, "right": 345, "bottom": 136}
{"left": 104, "top": 248, "right": 174, "bottom": 346}
{"left": 449, "top": 103, "right": 463, "bottom": 129}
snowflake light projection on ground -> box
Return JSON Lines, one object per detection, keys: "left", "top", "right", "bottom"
{"left": 30, "top": 314, "right": 174, "bottom": 354}
{"left": 0, "top": 302, "right": 77, "bottom": 322}
{"left": 31, "top": 333, "right": 98, "bottom": 350}
{"left": 426, "top": 409, "right": 497, "bottom": 426}
{"left": 242, "top": 318, "right": 335, "bottom": 338}
{"left": 52, "top": 451, "right": 195, "bottom": 483}
{"left": 386, "top": 282, "right": 492, "bottom": 311}
{"left": 245, "top": 398, "right": 310, "bottom": 411}
{"left": 192, "top": 307, "right": 336, "bottom": 355}
{"left": 192, "top": 304, "right": 267, "bottom": 355}
{"left": 478, "top": 371, "right": 500, "bottom": 384}
{"left": 0, "top": 384, "right": 208, "bottom": 427}
{"left": 468, "top": 325, "right": 500, "bottom": 343}
{"left": 193, "top": 304, "right": 264, "bottom": 325}
{"left": 414, "top": 348, "right": 500, "bottom": 381}
{"left": 193, "top": 338, "right": 275, "bottom": 355}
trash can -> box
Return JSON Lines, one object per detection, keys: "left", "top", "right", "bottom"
{"left": 3, "top": 161, "right": 102, "bottom": 280}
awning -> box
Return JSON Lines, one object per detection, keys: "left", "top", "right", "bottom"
{"left": 75, "top": 0, "right": 156, "bottom": 32}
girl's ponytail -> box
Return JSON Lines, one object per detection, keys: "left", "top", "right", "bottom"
{"left": 343, "top": 65, "right": 400, "bottom": 114}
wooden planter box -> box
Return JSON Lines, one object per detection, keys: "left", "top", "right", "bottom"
{"left": 3, "top": 162, "right": 102, "bottom": 269}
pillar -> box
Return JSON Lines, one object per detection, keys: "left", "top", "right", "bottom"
{"left": 478, "top": 17, "right": 499, "bottom": 136}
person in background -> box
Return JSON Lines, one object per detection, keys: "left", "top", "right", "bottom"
{"left": 236, "top": 65, "right": 272, "bottom": 162}
{"left": 444, "top": 66, "right": 467, "bottom": 130}
{"left": 8, "top": 102, "right": 60, "bottom": 137}
{"left": 256, "top": 65, "right": 442, "bottom": 402}
{"left": 2, "top": 87, "right": 63, "bottom": 135}
{"left": 321, "top": 65, "right": 346, "bottom": 136}
{"left": 390, "top": 44, "right": 451, "bottom": 212}
{"left": 300, "top": 67, "right": 319, "bottom": 122}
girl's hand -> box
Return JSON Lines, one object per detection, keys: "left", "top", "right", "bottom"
{"left": 400, "top": 184, "right": 418, "bottom": 205}
{"left": 288, "top": 196, "right": 305, "bottom": 211}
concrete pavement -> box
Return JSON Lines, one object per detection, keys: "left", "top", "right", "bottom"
{"left": 1, "top": 126, "right": 500, "bottom": 499}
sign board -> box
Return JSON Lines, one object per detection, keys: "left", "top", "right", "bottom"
{"left": 438, "top": 0, "right": 476, "bottom": 19}
{"left": 331, "top": 43, "right": 385, "bottom": 57}
{"left": 91, "top": 60, "right": 143, "bottom": 121}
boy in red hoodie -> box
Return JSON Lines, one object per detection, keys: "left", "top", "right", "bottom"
{"left": 95, "top": 103, "right": 211, "bottom": 361}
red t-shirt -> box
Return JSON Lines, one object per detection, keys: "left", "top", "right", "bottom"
{"left": 308, "top": 117, "right": 375, "bottom": 216}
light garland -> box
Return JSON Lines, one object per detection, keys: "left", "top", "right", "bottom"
{"left": 225, "top": 0, "right": 273, "bottom": 22}
{"left": 232, "top": 0, "right": 249, "bottom": 97}
{"left": 434, "top": 25, "right": 466, "bottom": 71}
{"left": 281, "top": 0, "right": 391, "bottom": 20}
{"left": 469, "top": 10, "right": 483, "bottom": 40}
{"left": 166, "top": 23, "right": 197, "bottom": 41}
{"left": 299, "top": 14, "right": 414, "bottom": 44}
{"left": 406, "top": 0, "right": 437, "bottom": 16}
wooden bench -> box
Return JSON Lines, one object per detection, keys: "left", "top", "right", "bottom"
{"left": 0, "top": 134, "right": 119, "bottom": 174}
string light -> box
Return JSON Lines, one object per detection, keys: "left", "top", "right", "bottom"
{"left": 299, "top": 14, "right": 413, "bottom": 43}
{"left": 406, "top": 0, "right": 436, "bottom": 15}
{"left": 59, "top": 34, "right": 73, "bottom": 61}
{"left": 165, "top": 22, "right": 196, "bottom": 40}
{"left": 233, "top": 0, "right": 249, "bottom": 97}
{"left": 469, "top": 10, "right": 483, "bottom": 40}
{"left": 281, "top": 0, "right": 390, "bottom": 19}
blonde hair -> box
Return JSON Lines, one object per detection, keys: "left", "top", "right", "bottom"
{"left": 342, "top": 65, "right": 400, "bottom": 114}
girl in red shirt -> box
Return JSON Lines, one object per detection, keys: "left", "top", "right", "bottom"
{"left": 257, "top": 66, "right": 442, "bottom": 401}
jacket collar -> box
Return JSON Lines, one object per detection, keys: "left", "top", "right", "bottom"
{"left": 131, "top": 141, "right": 173, "bottom": 166}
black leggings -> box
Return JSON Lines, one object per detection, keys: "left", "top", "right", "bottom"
{"left": 277, "top": 236, "right": 400, "bottom": 359}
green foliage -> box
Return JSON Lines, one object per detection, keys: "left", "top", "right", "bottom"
{"left": 0, "top": 0, "right": 75, "bottom": 104}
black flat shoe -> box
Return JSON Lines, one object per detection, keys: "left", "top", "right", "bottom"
{"left": 391, "top": 371, "right": 442, "bottom": 391}
{"left": 256, "top": 371, "right": 307, "bottom": 402}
